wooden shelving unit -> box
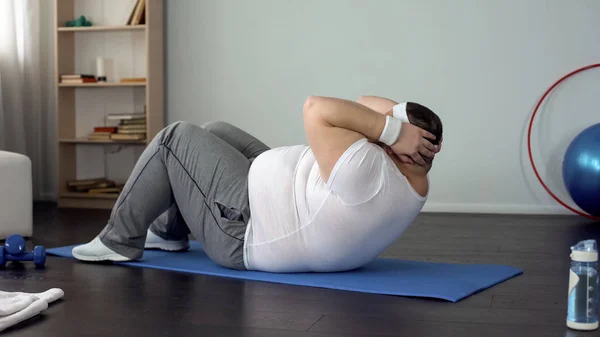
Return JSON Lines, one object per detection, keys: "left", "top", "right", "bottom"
{"left": 54, "top": 0, "right": 163, "bottom": 209}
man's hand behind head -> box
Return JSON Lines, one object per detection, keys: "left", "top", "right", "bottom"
{"left": 391, "top": 123, "right": 436, "bottom": 167}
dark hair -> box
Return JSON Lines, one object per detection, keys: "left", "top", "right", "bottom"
{"left": 406, "top": 102, "right": 443, "bottom": 167}
{"left": 406, "top": 102, "right": 443, "bottom": 146}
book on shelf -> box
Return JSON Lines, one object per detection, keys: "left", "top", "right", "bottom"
{"left": 120, "top": 118, "right": 146, "bottom": 125}
{"left": 60, "top": 74, "right": 97, "bottom": 84}
{"left": 66, "top": 178, "right": 124, "bottom": 194}
{"left": 67, "top": 178, "right": 109, "bottom": 187}
{"left": 127, "top": 0, "right": 146, "bottom": 25}
{"left": 88, "top": 186, "right": 124, "bottom": 194}
{"left": 116, "top": 129, "right": 146, "bottom": 135}
{"left": 94, "top": 127, "right": 118, "bottom": 133}
{"left": 67, "top": 178, "right": 116, "bottom": 192}
{"left": 118, "top": 124, "right": 146, "bottom": 131}
{"left": 119, "top": 77, "right": 146, "bottom": 83}
{"left": 111, "top": 133, "right": 146, "bottom": 141}
{"left": 87, "top": 131, "right": 112, "bottom": 140}
{"left": 62, "top": 78, "right": 97, "bottom": 84}
{"left": 107, "top": 113, "right": 146, "bottom": 120}
{"left": 75, "top": 183, "right": 117, "bottom": 193}
{"left": 61, "top": 74, "right": 95, "bottom": 79}
{"left": 123, "top": 0, "right": 139, "bottom": 24}
{"left": 87, "top": 126, "right": 119, "bottom": 141}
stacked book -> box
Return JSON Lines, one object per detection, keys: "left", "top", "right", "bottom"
{"left": 67, "top": 178, "right": 124, "bottom": 195}
{"left": 120, "top": 77, "right": 146, "bottom": 84}
{"left": 125, "top": 0, "right": 146, "bottom": 25}
{"left": 61, "top": 74, "right": 97, "bottom": 84}
{"left": 88, "top": 126, "right": 118, "bottom": 141}
{"left": 108, "top": 113, "right": 147, "bottom": 141}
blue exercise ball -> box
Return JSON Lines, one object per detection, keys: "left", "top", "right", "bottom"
{"left": 562, "top": 123, "right": 600, "bottom": 217}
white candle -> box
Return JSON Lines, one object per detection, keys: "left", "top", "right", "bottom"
{"left": 96, "top": 57, "right": 106, "bottom": 80}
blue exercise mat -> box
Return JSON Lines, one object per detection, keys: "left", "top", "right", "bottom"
{"left": 47, "top": 241, "right": 522, "bottom": 302}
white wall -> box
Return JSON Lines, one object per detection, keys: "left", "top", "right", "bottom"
{"left": 165, "top": 0, "right": 600, "bottom": 215}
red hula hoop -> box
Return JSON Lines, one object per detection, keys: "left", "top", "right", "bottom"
{"left": 527, "top": 63, "right": 600, "bottom": 221}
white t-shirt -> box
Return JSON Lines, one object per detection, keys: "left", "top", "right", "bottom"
{"left": 243, "top": 138, "right": 427, "bottom": 273}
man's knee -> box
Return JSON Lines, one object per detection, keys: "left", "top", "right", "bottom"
{"left": 201, "top": 121, "right": 232, "bottom": 134}
{"left": 159, "top": 121, "right": 204, "bottom": 143}
{"left": 167, "top": 121, "right": 195, "bottom": 130}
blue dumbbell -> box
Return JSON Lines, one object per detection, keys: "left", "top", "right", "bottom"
{"left": 0, "top": 234, "right": 46, "bottom": 267}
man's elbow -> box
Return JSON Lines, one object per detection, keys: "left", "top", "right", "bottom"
{"left": 303, "top": 96, "right": 324, "bottom": 120}
{"left": 303, "top": 96, "right": 320, "bottom": 112}
{"left": 304, "top": 96, "right": 329, "bottom": 128}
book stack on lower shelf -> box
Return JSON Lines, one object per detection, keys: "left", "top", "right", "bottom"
{"left": 61, "top": 74, "right": 97, "bottom": 84}
{"left": 110, "top": 113, "right": 147, "bottom": 141}
{"left": 86, "top": 113, "right": 147, "bottom": 141}
{"left": 67, "top": 178, "right": 124, "bottom": 195}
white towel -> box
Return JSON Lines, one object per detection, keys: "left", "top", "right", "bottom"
{"left": 0, "top": 289, "right": 64, "bottom": 332}
{"left": 0, "top": 293, "right": 36, "bottom": 316}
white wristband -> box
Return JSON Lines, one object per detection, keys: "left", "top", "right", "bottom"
{"left": 392, "top": 102, "right": 410, "bottom": 123}
{"left": 378, "top": 115, "right": 402, "bottom": 146}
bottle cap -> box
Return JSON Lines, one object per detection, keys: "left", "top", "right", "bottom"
{"left": 571, "top": 239, "right": 598, "bottom": 262}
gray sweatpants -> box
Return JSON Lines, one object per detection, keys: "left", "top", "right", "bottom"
{"left": 99, "top": 121, "right": 270, "bottom": 270}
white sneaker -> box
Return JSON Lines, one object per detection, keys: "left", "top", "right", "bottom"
{"left": 72, "top": 237, "right": 131, "bottom": 262}
{"left": 144, "top": 230, "right": 189, "bottom": 252}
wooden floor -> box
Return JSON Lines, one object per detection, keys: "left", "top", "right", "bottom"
{"left": 2, "top": 203, "right": 599, "bottom": 337}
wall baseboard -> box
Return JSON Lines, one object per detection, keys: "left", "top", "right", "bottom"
{"left": 422, "top": 202, "right": 573, "bottom": 215}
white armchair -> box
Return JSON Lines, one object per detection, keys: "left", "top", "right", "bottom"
{"left": 0, "top": 151, "right": 32, "bottom": 239}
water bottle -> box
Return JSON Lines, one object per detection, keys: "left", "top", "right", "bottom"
{"left": 567, "top": 239, "right": 599, "bottom": 330}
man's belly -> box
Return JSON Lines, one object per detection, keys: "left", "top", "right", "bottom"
{"left": 247, "top": 145, "right": 310, "bottom": 244}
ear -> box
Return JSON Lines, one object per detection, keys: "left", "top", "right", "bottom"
{"left": 383, "top": 146, "right": 414, "bottom": 164}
